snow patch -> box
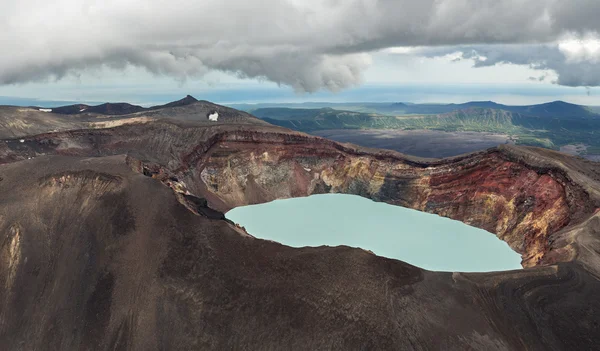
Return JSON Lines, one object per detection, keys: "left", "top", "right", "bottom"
{"left": 39, "top": 108, "right": 52, "bottom": 112}
{"left": 19, "top": 139, "right": 24, "bottom": 143}
{"left": 79, "top": 108, "right": 86, "bottom": 112}
{"left": 304, "top": 167, "right": 312, "bottom": 172}
{"left": 208, "top": 112, "right": 219, "bottom": 121}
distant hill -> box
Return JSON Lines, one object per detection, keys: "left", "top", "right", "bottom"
{"left": 378, "top": 100, "right": 597, "bottom": 117}
{"left": 508, "top": 101, "right": 597, "bottom": 119}
{"left": 257, "top": 108, "right": 389, "bottom": 130}
{"left": 385, "top": 101, "right": 506, "bottom": 115}
{"left": 50, "top": 102, "right": 146, "bottom": 115}
{"left": 150, "top": 95, "right": 198, "bottom": 109}
{"left": 256, "top": 105, "right": 600, "bottom": 150}
{"left": 252, "top": 107, "right": 349, "bottom": 121}
{"left": 241, "top": 100, "right": 600, "bottom": 120}
{"left": 258, "top": 107, "right": 525, "bottom": 133}
{"left": 47, "top": 95, "right": 200, "bottom": 116}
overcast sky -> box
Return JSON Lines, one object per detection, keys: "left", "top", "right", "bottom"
{"left": 3, "top": 0, "right": 600, "bottom": 105}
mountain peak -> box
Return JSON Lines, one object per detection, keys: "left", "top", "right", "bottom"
{"left": 547, "top": 100, "right": 571, "bottom": 106}
{"left": 174, "top": 94, "right": 199, "bottom": 104}
{"left": 463, "top": 101, "right": 502, "bottom": 107}
{"left": 150, "top": 95, "right": 199, "bottom": 109}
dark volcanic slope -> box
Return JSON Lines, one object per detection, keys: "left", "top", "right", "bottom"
{"left": 45, "top": 94, "right": 266, "bottom": 124}
{"left": 131, "top": 99, "right": 268, "bottom": 124}
{"left": 0, "top": 106, "right": 90, "bottom": 138}
{"left": 48, "top": 95, "right": 199, "bottom": 115}
{"left": 1, "top": 155, "right": 597, "bottom": 350}
{"left": 0, "top": 96, "right": 267, "bottom": 138}
{"left": 50, "top": 102, "right": 146, "bottom": 115}
{"left": 1, "top": 109, "right": 600, "bottom": 349}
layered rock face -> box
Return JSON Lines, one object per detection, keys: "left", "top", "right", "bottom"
{"left": 1, "top": 120, "right": 600, "bottom": 349}
{"left": 180, "top": 130, "right": 591, "bottom": 268}
{"left": 0, "top": 123, "right": 598, "bottom": 267}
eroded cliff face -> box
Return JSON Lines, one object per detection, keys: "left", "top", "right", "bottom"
{"left": 0, "top": 123, "right": 598, "bottom": 268}
{"left": 181, "top": 131, "right": 594, "bottom": 268}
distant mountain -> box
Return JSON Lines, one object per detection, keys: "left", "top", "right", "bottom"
{"left": 382, "top": 100, "right": 599, "bottom": 119}
{"left": 49, "top": 104, "right": 92, "bottom": 115}
{"left": 455, "top": 101, "right": 505, "bottom": 109}
{"left": 509, "top": 101, "right": 597, "bottom": 119}
{"left": 47, "top": 95, "right": 200, "bottom": 116}
{"left": 396, "top": 101, "right": 591, "bottom": 116}
{"left": 241, "top": 100, "right": 600, "bottom": 120}
{"left": 50, "top": 102, "right": 146, "bottom": 115}
{"left": 150, "top": 94, "right": 198, "bottom": 109}
{"left": 89, "top": 102, "right": 146, "bottom": 115}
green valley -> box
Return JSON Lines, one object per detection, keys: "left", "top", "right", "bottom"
{"left": 249, "top": 102, "right": 600, "bottom": 154}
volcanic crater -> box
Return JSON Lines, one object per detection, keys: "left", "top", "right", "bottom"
{"left": 0, "top": 98, "right": 600, "bottom": 349}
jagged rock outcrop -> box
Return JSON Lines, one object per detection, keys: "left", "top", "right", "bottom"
{"left": 0, "top": 116, "right": 600, "bottom": 349}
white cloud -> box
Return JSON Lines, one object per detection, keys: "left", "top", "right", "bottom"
{"left": 381, "top": 47, "right": 420, "bottom": 55}
{"left": 559, "top": 36, "right": 600, "bottom": 63}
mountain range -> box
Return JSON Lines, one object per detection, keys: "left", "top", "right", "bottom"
{"left": 232, "top": 99, "right": 599, "bottom": 117}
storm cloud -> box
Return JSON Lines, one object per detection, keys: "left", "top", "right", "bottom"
{"left": 2, "top": 0, "right": 600, "bottom": 91}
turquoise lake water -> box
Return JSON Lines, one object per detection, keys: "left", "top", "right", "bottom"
{"left": 226, "top": 194, "right": 522, "bottom": 272}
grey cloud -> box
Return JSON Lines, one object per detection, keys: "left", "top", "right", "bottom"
{"left": 2, "top": 0, "right": 600, "bottom": 91}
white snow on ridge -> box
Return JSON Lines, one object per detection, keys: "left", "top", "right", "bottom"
{"left": 39, "top": 108, "right": 52, "bottom": 112}
{"left": 208, "top": 112, "right": 219, "bottom": 121}
{"left": 80, "top": 108, "right": 86, "bottom": 112}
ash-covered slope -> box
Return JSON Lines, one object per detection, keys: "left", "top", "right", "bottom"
{"left": 45, "top": 94, "right": 266, "bottom": 125}
{"left": 0, "top": 96, "right": 266, "bottom": 138}
{"left": 0, "top": 106, "right": 91, "bottom": 138}
{"left": 0, "top": 107, "right": 600, "bottom": 349}
{"left": 133, "top": 98, "right": 268, "bottom": 124}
